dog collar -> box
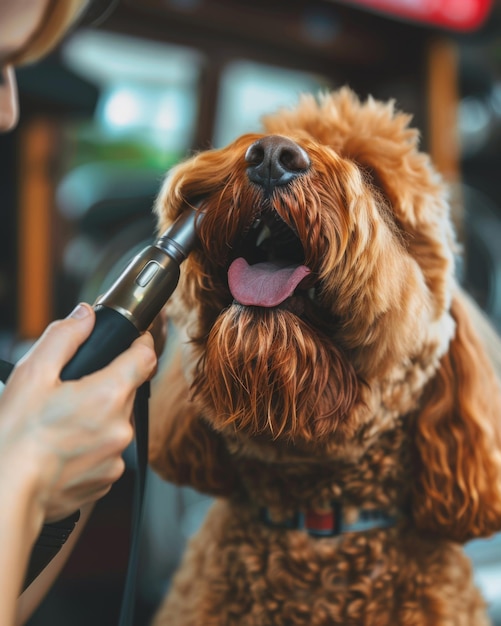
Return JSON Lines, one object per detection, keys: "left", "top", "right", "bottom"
{"left": 260, "top": 504, "right": 397, "bottom": 538}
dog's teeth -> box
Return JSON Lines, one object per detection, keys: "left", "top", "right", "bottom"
{"left": 256, "top": 225, "right": 272, "bottom": 247}
{"left": 308, "top": 287, "right": 316, "bottom": 301}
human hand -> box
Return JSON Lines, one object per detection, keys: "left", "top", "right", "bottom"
{"left": 0, "top": 303, "right": 157, "bottom": 525}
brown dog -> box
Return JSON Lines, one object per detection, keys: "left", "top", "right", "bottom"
{"left": 149, "top": 88, "right": 501, "bottom": 626}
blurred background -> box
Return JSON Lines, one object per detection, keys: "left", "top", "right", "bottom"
{"left": 1, "top": 0, "right": 501, "bottom": 623}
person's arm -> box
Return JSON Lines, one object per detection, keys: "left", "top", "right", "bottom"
{"left": 0, "top": 451, "right": 44, "bottom": 626}
{"left": 0, "top": 303, "right": 157, "bottom": 623}
{"left": 15, "top": 503, "right": 94, "bottom": 625}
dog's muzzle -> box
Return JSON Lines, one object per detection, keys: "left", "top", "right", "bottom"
{"left": 225, "top": 136, "right": 313, "bottom": 309}
{"left": 245, "top": 135, "right": 310, "bottom": 192}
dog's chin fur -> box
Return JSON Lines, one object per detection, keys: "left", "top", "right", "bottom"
{"left": 192, "top": 303, "right": 359, "bottom": 443}
{"left": 148, "top": 87, "right": 501, "bottom": 626}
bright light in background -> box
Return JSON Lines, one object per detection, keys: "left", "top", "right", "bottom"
{"left": 102, "top": 87, "right": 142, "bottom": 128}
{"left": 155, "top": 92, "right": 186, "bottom": 133}
{"left": 96, "top": 83, "right": 194, "bottom": 147}
{"left": 458, "top": 95, "right": 491, "bottom": 156}
{"left": 62, "top": 30, "right": 201, "bottom": 150}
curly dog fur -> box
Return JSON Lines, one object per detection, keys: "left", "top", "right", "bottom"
{"left": 148, "top": 88, "right": 501, "bottom": 625}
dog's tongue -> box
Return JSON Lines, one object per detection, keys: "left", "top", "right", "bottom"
{"left": 228, "top": 257, "right": 311, "bottom": 307}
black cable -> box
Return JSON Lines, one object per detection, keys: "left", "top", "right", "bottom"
{"left": 118, "top": 381, "right": 150, "bottom": 626}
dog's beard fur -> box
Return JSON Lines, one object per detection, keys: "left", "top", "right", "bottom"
{"left": 192, "top": 303, "right": 359, "bottom": 442}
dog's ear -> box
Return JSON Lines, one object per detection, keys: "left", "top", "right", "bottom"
{"left": 412, "top": 291, "right": 501, "bottom": 542}
{"left": 149, "top": 341, "right": 239, "bottom": 497}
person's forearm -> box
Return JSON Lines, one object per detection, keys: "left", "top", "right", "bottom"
{"left": 0, "top": 460, "right": 44, "bottom": 626}
{"left": 15, "top": 503, "right": 94, "bottom": 625}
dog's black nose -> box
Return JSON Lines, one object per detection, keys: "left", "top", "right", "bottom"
{"left": 245, "top": 135, "right": 310, "bottom": 191}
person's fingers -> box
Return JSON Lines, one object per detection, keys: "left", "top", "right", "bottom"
{"left": 63, "top": 453, "right": 128, "bottom": 492}
{"left": 16, "top": 304, "right": 95, "bottom": 379}
{"left": 90, "top": 332, "right": 157, "bottom": 389}
{"left": 43, "top": 454, "right": 127, "bottom": 522}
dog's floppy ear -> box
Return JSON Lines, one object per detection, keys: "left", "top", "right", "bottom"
{"left": 412, "top": 291, "right": 501, "bottom": 542}
{"left": 149, "top": 337, "right": 239, "bottom": 497}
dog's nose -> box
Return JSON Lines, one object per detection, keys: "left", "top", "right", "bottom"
{"left": 245, "top": 135, "right": 310, "bottom": 191}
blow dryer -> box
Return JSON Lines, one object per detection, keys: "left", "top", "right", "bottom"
{"left": 61, "top": 206, "right": 204, "bottom": 380}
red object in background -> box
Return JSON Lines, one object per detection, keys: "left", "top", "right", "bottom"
{"left": 336, "top": 0, "right": 493, "bottom": 31}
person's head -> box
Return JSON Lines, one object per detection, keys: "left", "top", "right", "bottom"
{"left": 0, "top": 0, "right": 88, "bottom": 131}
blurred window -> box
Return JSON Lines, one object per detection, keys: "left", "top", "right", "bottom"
{"left": 213, "top": 60, "right": 332, "bottom": 147}
{"left": 62, "top": 30, "right": 202, "bottom": 165}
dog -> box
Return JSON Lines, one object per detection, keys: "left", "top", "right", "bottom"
{"left": 148, "top": 87, "right": 501, "bottom": 625}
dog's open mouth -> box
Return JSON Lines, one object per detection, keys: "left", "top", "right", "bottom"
{"left": 227, "top": 208, "right": 313, "bottom": 308}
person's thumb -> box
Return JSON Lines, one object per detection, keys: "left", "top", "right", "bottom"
{"left": 18, "top": 304, "right": 96, "bottom": 378}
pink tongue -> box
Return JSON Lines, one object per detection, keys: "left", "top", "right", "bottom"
{"left": 228, "top": 258, "right": 311, "bottom": 307}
